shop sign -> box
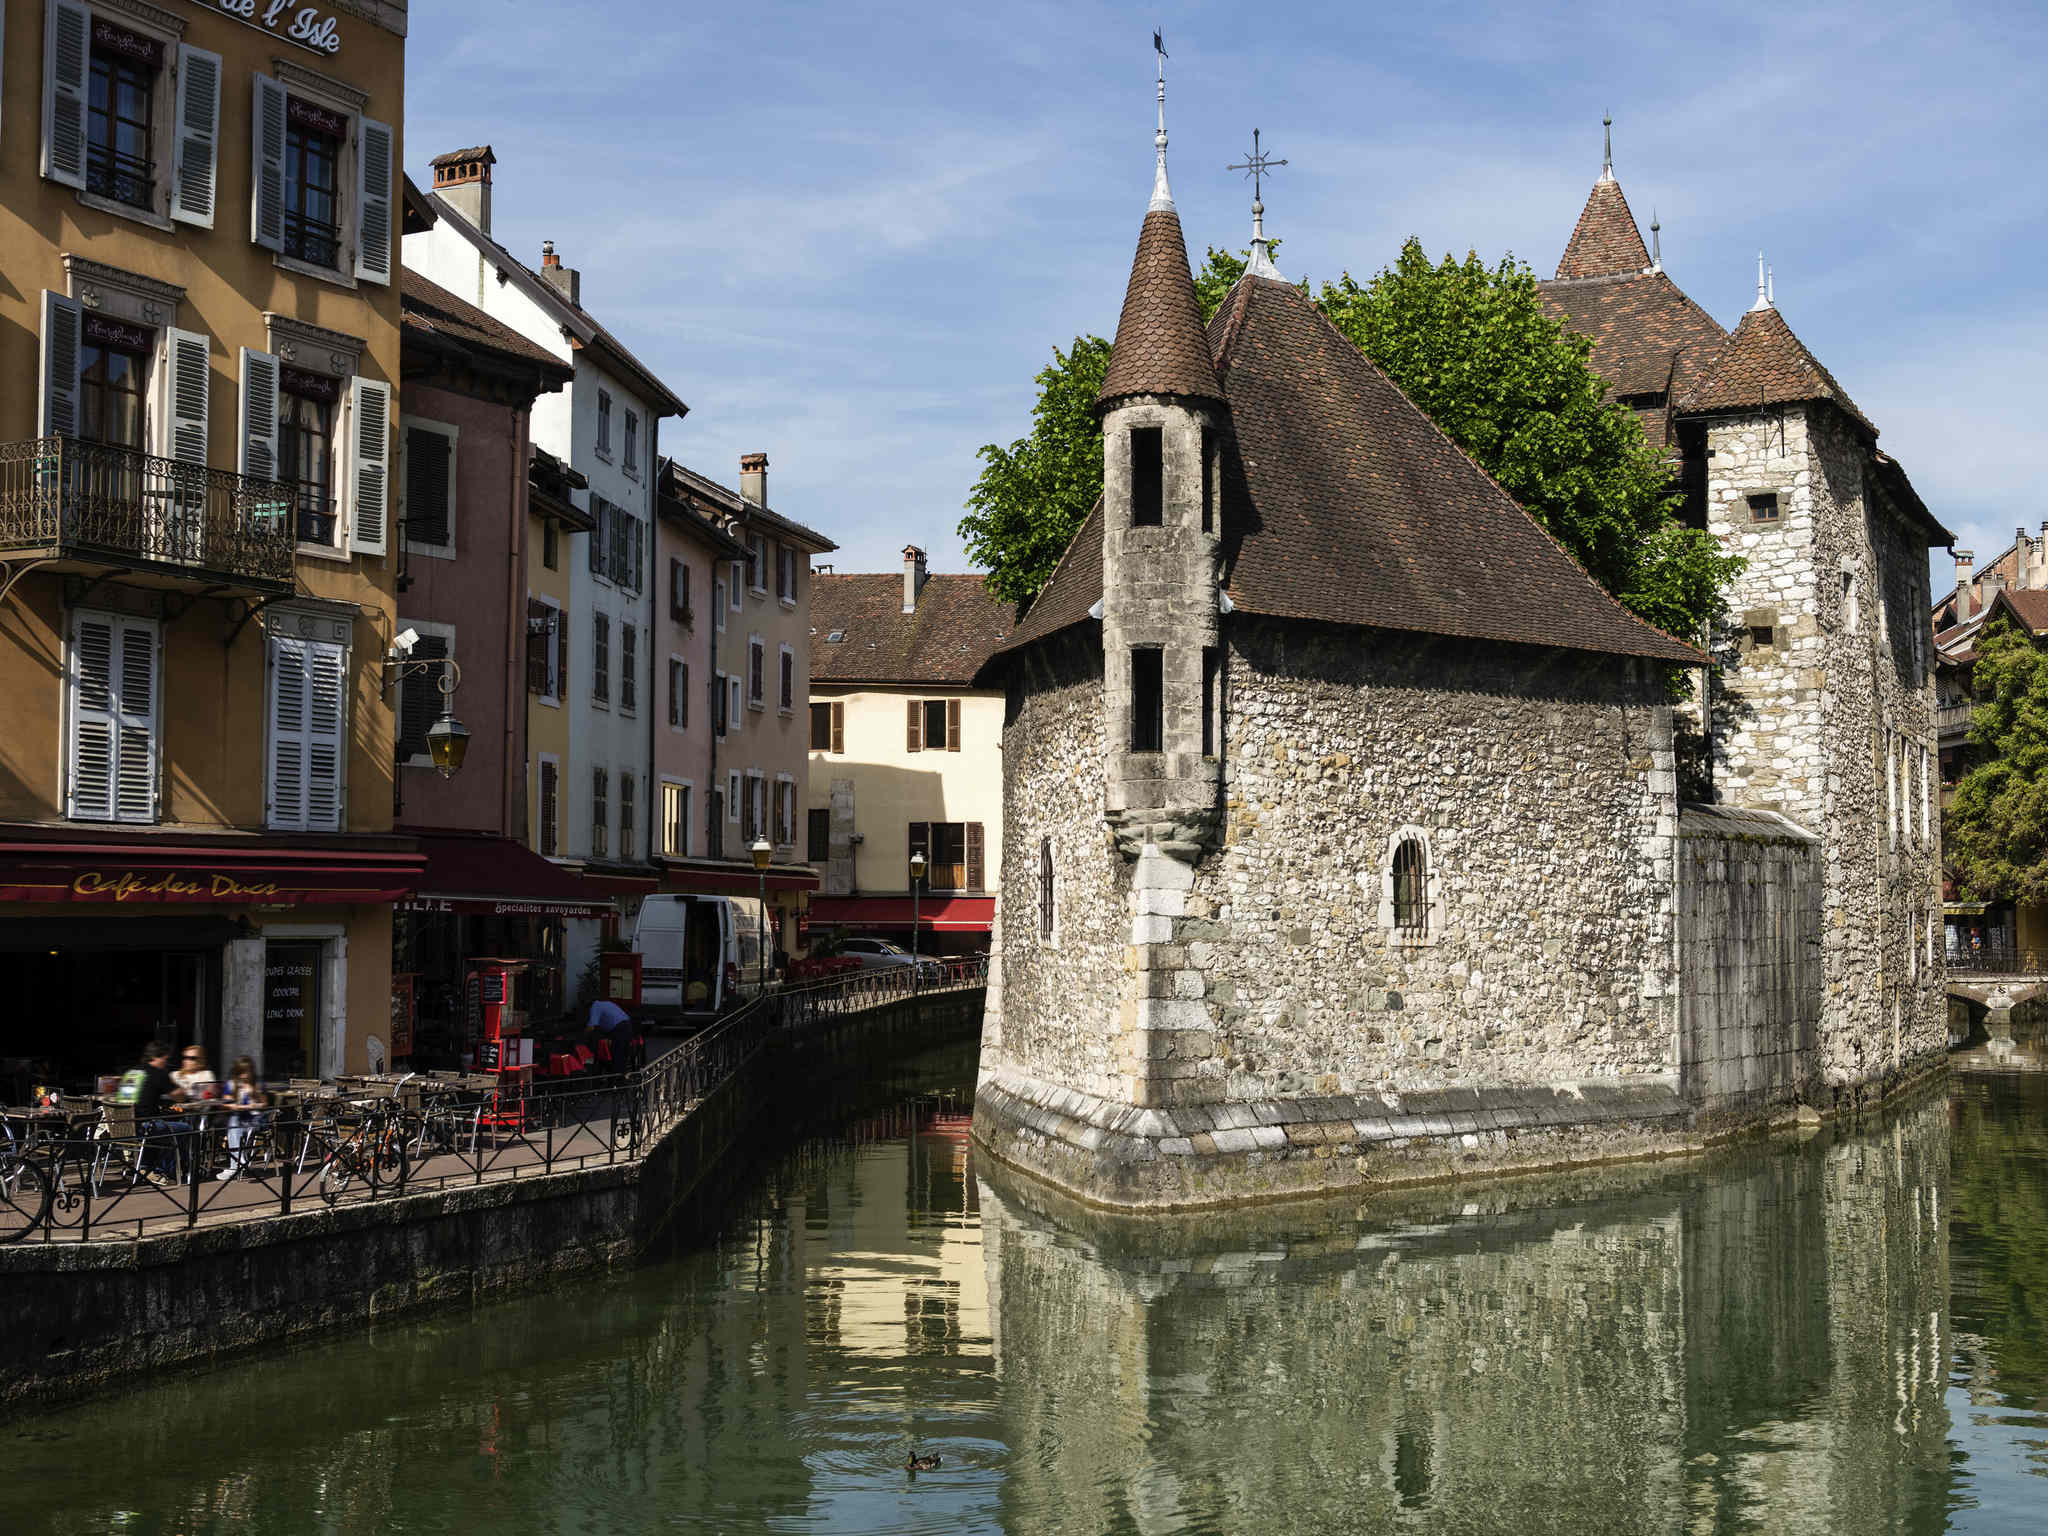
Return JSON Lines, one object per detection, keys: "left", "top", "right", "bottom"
{"left": 212, "top": 0, "right": 344, "bottom": 57}
{"left": 390, "top": 973, "right": 415, "bottom": 1058}
{"left": 72, "top": 870, "right": 284, "bottom": 901}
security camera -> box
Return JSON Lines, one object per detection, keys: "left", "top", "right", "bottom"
{"left": 393, "top": 627, "right": 419, "bottom": 655}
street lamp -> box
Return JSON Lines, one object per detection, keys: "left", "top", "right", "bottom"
{"left": 384, "top": 640, "right": 468, "bottom": 780}
{"left": 908, "top": 848, "right": 927, "bottom": 991}
{"left": 750, "top": 838, "right": 772, "bottom": 994}
{"left": 425, "top": 711, "right": 470, "bottom": 778}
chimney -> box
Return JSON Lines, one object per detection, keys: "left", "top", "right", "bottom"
{"left": 1955, "top": 549, "right": 1975, "bottom": 618}
{"left": 902, "top": 544, "right": 928, "bottom": 614}
{"left": 539, "top": 239, "right": 580, "bottom": 307}
{"left": 740, "top": 453, "right": 768, "bottom": 507}
{"left": 430, "top": 145, "right": 495, "bottom": 236}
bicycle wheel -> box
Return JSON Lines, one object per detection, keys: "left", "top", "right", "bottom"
{"left": 317, "top": 1146, "right": 362, "bottom": 1206}
{"left": 0, "top": 1154, "right": 52, "bottom": 1242}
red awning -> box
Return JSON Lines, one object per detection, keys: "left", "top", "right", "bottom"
{"left": 400, "top": 832, "right": 615, "bottom": 919}
{"left": 660, "top": 857, "right": 821, "bottom": 895}
{"left": 0, "top": 833, "right": 423, "bottom": 907}
{"left": 808, "top": 896, "right": 994, "bottom": 932}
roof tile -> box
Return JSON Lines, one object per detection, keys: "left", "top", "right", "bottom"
{"left": 1679, "top": 304, "right": 1876, "bottom": 436}
{"left": 811, "top": 574, "right": 1013, "bottom": 685}
{"left": 1556, "top": 178, "right": 1652, "bottom": 280}
{"left": 1097, "top": 207, "right": 1224, "bottom": 408}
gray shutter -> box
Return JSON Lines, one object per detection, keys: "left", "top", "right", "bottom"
{"left": 348, "top": 377, "right": 390, "bottom": 554}
{"left": 67, "top": 610, "right": 116, "bottom": 821}
{"left": 354, "top": 114, "right": 394, "bottom": 284}
{"left": 404, "top": 427, "right": 451, "bottom": 546}
{"left": 163, "top": 328, "right": 210, "bottom": 466}
{"left": 267, "top": 633, "right": 308, "bottom": 827}
{"left": 250, "top": 73, "right": 286, "bottom": 252}
{"left": 237, "top": 347, "right": 280, "bottom": 479}
{"left": 38, "top": 289, "right": 81, "bottom": 438}
{"left": 304, "top": 640, "right": 346, "bottom": 830}
{"left": 171, "top": 45, "right": 222, "bottom": 227}
{"left": 113, "top": 620, "right": 158, "bottom": 823}
{"left": 41, "top": 0, "right": 89, "bottom": 190}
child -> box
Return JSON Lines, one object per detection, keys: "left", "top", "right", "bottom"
{"left": 217, "top": 1056, "right": 269, "bottom": 1181}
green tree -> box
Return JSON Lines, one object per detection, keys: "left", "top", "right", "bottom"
{"left": 1947, "top": 616, "right": 2048, "bottom": 905}
{"left": 1318, "top": 240, "right": 1739, "bottom": 641}
{"left": 958, "top": 335, "right": 1111, "bottom": 607}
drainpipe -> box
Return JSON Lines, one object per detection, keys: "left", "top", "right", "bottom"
{"left": 647, "top": 419, "right": 661, "bottom": 873}
{"left": 504, "top": 403, "right": 527, "bottom": 840}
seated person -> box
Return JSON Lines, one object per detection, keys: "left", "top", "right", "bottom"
{"left": 115, "top": 1042, "right": 189, "bottom": 1183}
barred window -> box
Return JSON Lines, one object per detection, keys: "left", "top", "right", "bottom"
{"left": 1392, "top": 839, "right": 1428, "bottom": 932}
{"left": 1039, "top": 837, "right": 1055, "bottom": 941}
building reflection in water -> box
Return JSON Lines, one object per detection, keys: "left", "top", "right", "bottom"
{"left": 978, "top": 1093, "right": 1953, "bottom": 1535}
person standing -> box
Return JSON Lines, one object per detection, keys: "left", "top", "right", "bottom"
{"left": 217, "top": 1057, "right": 269, "bottom": 1181}
{"left": 116, "top": 1042, "right": 186, "bottom": 1183}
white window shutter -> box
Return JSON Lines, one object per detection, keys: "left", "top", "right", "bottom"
{"left": 171, "top": 45, "right": 221, "bottom": 228}
{"left": 238, "top": 347, "right": 280, "bottom": 480}
{"left": 114, "top": 621, "right": 157, "bottom": 822}
{"left": 304, "top": 640, "right": 346, "bottom": 831}
{"left": 250, "top": 73, "right": 286, "bottom": 252}
{"left": 348, "top": 376, "right": 390, "bottom": 554}
{"left": 67, "top": 611, "right": 116, "bottom": 820}
{"left": 38, "top": 289, "right": 81, "bottom": 438}
{"left": 41, "top": 0, "right": 89, "bottom": 190}
{"left": 354, "top": 115, "right": 394, "bottom": 284}
{"left": 268, "top": 634, "right": 308, "bottom": 829}
{"left": 163, "top": 328, "right": 210, "bottom": 466}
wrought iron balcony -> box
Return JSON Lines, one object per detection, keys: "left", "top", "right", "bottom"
{"left": 0, "top": 436, "right": 297, "bottom": 594}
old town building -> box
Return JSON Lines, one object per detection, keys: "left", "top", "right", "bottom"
{"left": 970, "top": 100, "right": 1954, "bottom": 1209}
{"left": 805, "top": 547, "right": 1011, "bottom": 954}
{"left": 0, "top": 0, "right": 414, "bottom": 1082}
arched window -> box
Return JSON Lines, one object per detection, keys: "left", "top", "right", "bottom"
{"left": 1038, "top": 837, "right": 1055, "bottom": 941}
{"left": 1392, "top": 839, "right": 1428, "bottom": 932}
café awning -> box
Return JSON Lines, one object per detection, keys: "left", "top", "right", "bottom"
{"left": 0, "top": 831, "right": 423, "bottom": 906}
{"left": 399, "top": 832, "right": 615, "bottom": 919}
{"left": 659, "top": 857, "right": 821, "bottom": 895}
{"left": 808, "top": 896, "right": 994, "bottom": 932}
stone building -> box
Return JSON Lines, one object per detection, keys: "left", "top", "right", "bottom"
{"left": 970, "top": 102, "right": 1952, "bottom": 1209}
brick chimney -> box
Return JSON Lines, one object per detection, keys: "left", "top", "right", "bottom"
{"left": 430, "top": 145, "right": 495, "bottom": 235}
{"left": 902, "top": 544, "right": 928, "bottom": 613}
{"left": 740, "top": 453, "right": 768, "bottom": 506}
{"left": 539, "top": 239, "right": 580, "bottom": 307}
{"left": 1955, "top": 549, "right": 1975, "bottom": 618}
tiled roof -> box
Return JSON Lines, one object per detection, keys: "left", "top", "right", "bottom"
{"left": 1097, "top": 207, "right": 1224, "bottom": 408}
{"left": 656, "top": 458, "right": 837, "bottom": 554}
{"left": 811, "top": 574, "right": 1013, "bottom": 685}
{"left": 1538, "top": 271, "right": 1726, "bottom": 449}
{"left": 1678, "top": 305, "right": 1877, "bottom": 437}
{"left": 988, "top": 276, "right": 1705, "bottom": 669}
{"left": 400, "top": 269, "right": 574, "bottom": 379}
{"left": 1556, "top": 178, "right": 1652, "bottom": 280}
{"left": 1998, "top": 588, "right": 2048, "bottom": 633}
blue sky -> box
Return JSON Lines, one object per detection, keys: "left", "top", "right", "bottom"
{"left": 406, "top": 1, "right": 2045, "bottom": 588}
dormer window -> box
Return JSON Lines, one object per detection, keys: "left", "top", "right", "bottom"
{"left": 1130, "top": 427, "right": 1163, "bottom": 527}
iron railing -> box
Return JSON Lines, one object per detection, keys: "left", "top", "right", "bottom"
{"left": 1948, "top": 944, "right": 2048, "bottom": 977}
{"left": 0, "top": 959, "right": 987, "bottom": 1245}
{"left": 0, "top": 436, "right": 297, "bottom": 589}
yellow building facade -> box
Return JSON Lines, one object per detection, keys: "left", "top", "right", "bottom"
{"left": 0, "top": 0, "right": 414, "bottom": 1084}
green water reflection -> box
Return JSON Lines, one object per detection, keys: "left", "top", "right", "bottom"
{"left": 8, "top": 1071, "right": 2047, "bottom": 1534}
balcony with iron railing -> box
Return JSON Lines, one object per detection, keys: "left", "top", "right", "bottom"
{"left": 0, "top": 436, "right": 297, "bottom": 594}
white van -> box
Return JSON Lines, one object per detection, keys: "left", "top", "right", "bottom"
{"left": 633, "top": 894, "right": 771, "bottom": 1015}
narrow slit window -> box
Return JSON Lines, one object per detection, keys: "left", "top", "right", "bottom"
{"left": 1130, "top": 427, "right": 1163, "bottom": 527}
{"left": 1393, "top": 839, "right": 1428, "bottom": 932}
{"left": 1201, "top": 646, "right": 1219, "bottom": 758}
{"left": 1131, "top": 647, "right": 1164, "bottom": 753}
{"left": 1200, "top": 426, "right": 1215, "bottom": 534}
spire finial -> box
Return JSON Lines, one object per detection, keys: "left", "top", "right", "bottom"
{"left": 1750, "top": 250, "right": 1772, "bottom": 312}
{"left": 1149, "top": 30, "right": 1173, "bottom": 211}
{"left": 1649, "top": 208, "right": 1661, "bottom": 273}
{"left": 1600, "top": 111, "right": 1614, "bottom": 182}
{"left": 1228, "top": 128, "right": 1289, "bottom": 280}
{"left": 1766, "top": 263, "right": 1774, "bottom": 306}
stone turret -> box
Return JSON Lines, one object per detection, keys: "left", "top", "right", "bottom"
{"left": 1095, "top": 126, "right": 1227, "bottom": 862}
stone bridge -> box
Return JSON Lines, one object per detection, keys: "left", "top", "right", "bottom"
{"left": 1947, "top": 970, "right": 2048, "bottom": 1063}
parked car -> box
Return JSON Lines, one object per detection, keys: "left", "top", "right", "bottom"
{"left": 837, "top": 938, "right": 945, "bottom": 981}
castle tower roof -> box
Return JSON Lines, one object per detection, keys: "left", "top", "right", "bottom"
{"left": 1555, "top": 176, "right": 1652, "bottom": 280}
{"left": 1679, "top": 302, "right": 1876, "bottom": 437}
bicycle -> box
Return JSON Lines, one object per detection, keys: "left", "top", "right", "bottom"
{"left": 0, "top": 1149, "right": 52, "bottom": 1242}
{"left": 314, "top": 1099, "right": 418, "bottom": 1206}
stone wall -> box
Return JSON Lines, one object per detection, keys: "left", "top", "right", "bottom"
{"left": 1677, "top": 805, "right": 1822, "bottom": 1110}
{"left": 1702, "top": 402, "right": 1945, "bottom": 1089}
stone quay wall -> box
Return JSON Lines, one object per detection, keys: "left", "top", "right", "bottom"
{"left": 0, "top": 988, "right": 984, "bottom": 1414}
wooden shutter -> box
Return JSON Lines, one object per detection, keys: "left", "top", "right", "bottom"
{"left": 348, "top": 377, "right": 391, "bottom": 554}
{"left": 556, "top": 618, "right": 569, "bottom": 704}
{"left": 69, "top": 610, "right": 154, "bottom": 823}
{"left": 906, "top": 697, "right": 922, "bottom": 752}
{"left": 405, "top": 427, "right": 451, "bottom": 546}
{"left": 237, "top": 347, "right": 280, "bottom": 480}
{"left": 588, "top": 497, "right": 605, "bottom": 574}
{"left": 780, "top": 649, "right": 793, "bottom": 710}
{"left": 163, "top": 329, "right": 210, "bottom": 466}
{"left": 38, "top": 289, "right": 81, "bottom": 438}
{"left": 41, "top": 0, "right": 90, "bottom": 190}
{"left": 525, "top": 601, "right": 551, "bottom": 695}
{"left": 538, "top": 760, "right": 558, "bottom": 857}
{"left": 303, "top": 640, "right": 345, "bottom": 831}
{"left": 268, "top": 633, "right": 307, "bottom": 826}
{"left": 947, "top": 698, "right": 962, "bottom": 752}
{"left": 774, "top": 542, "right": 787, "bottom": 600}
{"left": 908, "top": 822, "right": 930, "bottom": 888}
{"left": 397, "top": 634, "right": 447, "bottom": 762}
{"left": 171, "top": 45, "right": 221, "bottom": 227}
{"left": 669, "top": 558, "right": 684, "bottom": 620}
{"left": 966, "top": 822, "right": 984, "bottom": 891}
{"left": 354, "top": 115, "right": 395, "bottom": 284}
{"left": 250, "top": 73, "right": 286, "bottom": 252}
{"left": 830, "top": 701, "right": 844, "bottom": 754}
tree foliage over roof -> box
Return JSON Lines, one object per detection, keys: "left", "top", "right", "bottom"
{"left": 1948, "top": 617, "right": 2048, "bottom": 907}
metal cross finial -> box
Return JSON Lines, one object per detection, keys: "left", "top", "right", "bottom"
{"left": 1228, "top": 128, "right": 1287, "bottom": 205}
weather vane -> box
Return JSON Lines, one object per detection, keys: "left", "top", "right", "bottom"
{"left": 1228, "top": 129, "right": 1287, "bottom": 204}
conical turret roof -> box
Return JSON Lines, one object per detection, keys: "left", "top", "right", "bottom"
{"left": 1680, "top": 303, "right": 1875, "bottom": 436}
{"left": 1555, "top": 178, "right": 1652, "bottom": 281}
{"left": 1097, "top": 205, "right": 1225, "bottom": 409}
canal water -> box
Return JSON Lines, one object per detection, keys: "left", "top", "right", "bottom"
{"left": 10, "top": 1058, "right": 2047, "bottom": 1535}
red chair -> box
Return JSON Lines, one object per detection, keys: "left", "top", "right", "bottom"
{"left": 574, "top": 1045, "right": 595, "bottom": 1067}
{"left": 594, "top": 1038, "right": 614, "bottom": 1064}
